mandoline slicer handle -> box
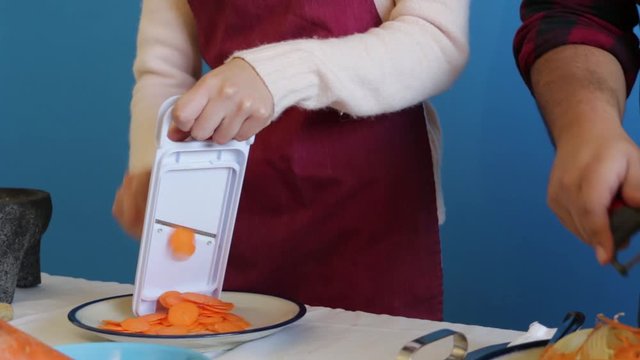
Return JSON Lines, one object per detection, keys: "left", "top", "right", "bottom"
{"left": 156, "top": 96, "right": 182, "bottom": 148}
{"left": 132, "top": 96, "right": 253, "bottom": 316}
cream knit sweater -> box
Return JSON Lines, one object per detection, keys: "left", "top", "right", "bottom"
{"left": 128, "top": 0, "right": 470, "bottom": 223}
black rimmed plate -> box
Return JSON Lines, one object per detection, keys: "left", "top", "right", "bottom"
{"left": 67, "top": 292, "right": 306, "bottom": 352}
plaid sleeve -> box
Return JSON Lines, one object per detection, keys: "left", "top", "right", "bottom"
{"left": 513, "top": 0, "right": 640, "bottom": 95}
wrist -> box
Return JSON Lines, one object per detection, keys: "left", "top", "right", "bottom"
{"left": 550, "top": 110, "right": 624, "bottom": 150}
{"left": 232, "top": 42, "right": 319, "bottom": 119}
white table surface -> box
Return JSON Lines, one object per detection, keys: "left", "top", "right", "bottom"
{"left": 10, "top": 274, "right": 525, "bottom": 359}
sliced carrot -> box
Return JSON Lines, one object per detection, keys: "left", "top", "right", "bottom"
{"left": 143, "top": 324, "right": 165, "bottom": 335}
{"left": 199, "top": 309, "right": 224, "bottom": 316}
{"left": 99, "top": 323, "right": 125, "bottom": 332}
{"left": 212, "top": 321, "right": 246, "bottom": 333}
{"left": 121, "top": 317, "right": 151, "bottom": 332}
{"left": 158, "top": 291, "right": 183, "bottom": 308}
{"left": 139, "top": 312, "right": 167, "bottom": 324}
{"left": 181, "top": 292, "right": 235, "bottom": 311}
{"left": 181, "top": 292, "right": 225, "bottom": 306}
{"left": 202, "top": 303, "right": 234, "bottom": 313}
{"left": 169, "top": 227, "right": 196, "bottom": 259}
{"left": 156, "top": 325, "right": 190, "bottom": 335}
{"left": 100, "top": 319, "right": 122, "bottom": 326}
{"left": 188, "top": 323, "right": 207, "bottom": 333}
{"left": 198, "top": 315, "right": 225, "bottom": 324}
{"left": 223, "top": 313, "right": 251, "bottom": 327}
{"left": 101, "top": 290, "right": 250, "bottom": 335}
{"left": 168, "top": 301, "right": 200, "bottom": 326}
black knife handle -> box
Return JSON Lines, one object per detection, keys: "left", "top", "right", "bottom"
{"left": 609, "top": 195, "right": 640, "bottom": 276}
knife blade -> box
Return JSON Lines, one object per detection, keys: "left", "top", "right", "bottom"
{"left": 154, "top": 219, "right": 217, "bottom": 239}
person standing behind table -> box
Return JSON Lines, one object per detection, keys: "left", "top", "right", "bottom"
{"left": 513, "top": 0, "right": 640, "bottom": 265}
{"left": 112, "top": 0, "right": 470, "bottom": 320}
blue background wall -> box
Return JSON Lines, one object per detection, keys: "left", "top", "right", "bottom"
{"left": 2, "top": 1, "right": 640, "bottom": 331}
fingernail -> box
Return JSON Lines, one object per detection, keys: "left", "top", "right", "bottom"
{"left": 595, "top": 246, "right": 607, "bottom": 264}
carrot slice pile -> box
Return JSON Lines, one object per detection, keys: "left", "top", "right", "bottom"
{"left": 169, "top": 227, "right": 196, "bottom": 259}
{"left": 99, "top": 291, "right": 250, "bottom": 335}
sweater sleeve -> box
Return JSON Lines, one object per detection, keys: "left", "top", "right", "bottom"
{"left": 128, "top": 0, "right": 201, "bottom": 173}
{"left": 232, "top": 0, "right": 470, "bottom": 119}
{"left": 513, "top": 0, "right": 640, "bottom": 95}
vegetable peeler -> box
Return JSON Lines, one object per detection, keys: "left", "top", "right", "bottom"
{"left": 609, "top": 196, "right": 640, "bottom": 276}
{"left": 132, "top": 96, "right": 253, "bottom": 316}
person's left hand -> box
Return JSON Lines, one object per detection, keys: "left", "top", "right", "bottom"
{"left": 169, "top": 58, "right": 274, "bottom": 143}
{"left": 112, "top": 170, "right": 151, "bottom": 239}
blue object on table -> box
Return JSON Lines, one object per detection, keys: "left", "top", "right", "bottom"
{"left": 55, "top": 342, "right": 208, "bottom": 360}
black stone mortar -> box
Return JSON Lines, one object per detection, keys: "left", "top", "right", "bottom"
{"left": 0, "top": 189, "right": 52, "bottom": 303}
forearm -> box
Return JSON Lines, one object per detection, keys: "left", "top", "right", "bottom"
{"left": 234, "top": 0, "right": 469, "bottom": 118}
{"left": 514, "top": 0, "right": 640, "bottom": 98}
{"left": 128, "top": 0, "right": 201, "bottom": 173}
{"left": 530, "top": 44, "right": 627, "bottom": 147}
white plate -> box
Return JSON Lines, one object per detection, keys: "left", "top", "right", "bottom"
{"left": 67, "top": 292, "right": 306, "bottom": 352}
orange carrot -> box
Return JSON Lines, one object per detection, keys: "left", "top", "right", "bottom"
{"left": 138, "top": 313, "right": 166, "bottom": 324}
{"left": 101, "top": 319, "right": 122, "bottom": 326}
{"left": 158, "top": 290, "right": 183, "bottom": 309}
{"left": 121, "top": 317, "right": 151, "bottom": 332}
{"left": 100, "top": 290, "right": 251, "bottom": 336}
{"left": 99, "top": 323, "right": 125, "bottom": 332}
{"left": 168, "top": 302, "right": 199, "bottom": 326}
{"left": 155, "top": 325, "right": 189, "bottom": 335}
{"left": 183, "top": 293, "right": 234, "bottom": 311}
{"left": 223, "top": 313, "right": 251, "bottom": 327}
{"left": 0, "top": 320, "right": 71, "bottom": 359}
{"left": 169, "top": 227, "right": 196, "bottom": 259}
{"left": 197, "top": 315, "right": 224, "bottom": 324}
{"left": 181, "top": 292, "right": 224, "bottom": 306}
{"left": 211, "top": 321, "right": 246, "bottom": 333}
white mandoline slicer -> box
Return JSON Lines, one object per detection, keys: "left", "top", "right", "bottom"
{"left": 132, "top": 96, "right": 253, "bottom": 316}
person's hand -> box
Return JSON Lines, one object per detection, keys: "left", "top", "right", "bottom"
{"left": 169, "top": 58, "right": 274, "bottom": 143}
{"left": 112, "top": 171, "right": 151, "bottom": 239}
{"left": 548, "top": 123, "right": 640, "bottom": 265}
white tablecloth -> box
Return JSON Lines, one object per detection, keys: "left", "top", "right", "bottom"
{"left": 10, "top": 274, "right": 524, "bottom": 359}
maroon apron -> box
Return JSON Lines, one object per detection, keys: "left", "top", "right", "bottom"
{"left": 188, "top": 0, "right": 443, "bottom": 320}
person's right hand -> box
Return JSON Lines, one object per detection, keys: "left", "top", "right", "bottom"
{"left": 548, "top": 121, "right": 640, "bottom": 265}
{"left": 112, "top": 170, "right": 151, "bottom": 239}
{"left": 168, "top": 58, "right": 274, "bottom": 144}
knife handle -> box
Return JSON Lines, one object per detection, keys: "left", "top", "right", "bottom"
{"left": 609, "top": 196, "right": 640, "bottom": 248}
{"left": 609, "top": 195, "right": 640, "bottom": 276}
